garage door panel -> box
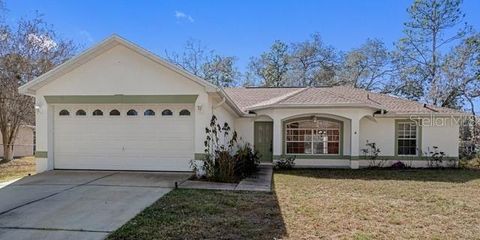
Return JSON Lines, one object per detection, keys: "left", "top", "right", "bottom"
{"left": 53, "top": 104, "right": 194, "bottom": 171}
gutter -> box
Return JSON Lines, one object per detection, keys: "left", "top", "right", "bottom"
{"left": 373, "top": 113, "right": 470, "bottom": 118}
{"left": 216, "top": 88, "right": 254, "bottom": 117}
{"left": 213, "top": 96, "right": 226, "bottom": 109}
{"left": 246, "top": 103, "right": 384, "bottom": 111}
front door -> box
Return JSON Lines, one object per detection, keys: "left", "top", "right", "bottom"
{"left": 254, "top": 122, "right": 273, "bottom": 162}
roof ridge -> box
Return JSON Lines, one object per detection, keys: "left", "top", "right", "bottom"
{"left": 323, "top": 87, "right": 374, "bottom": 105}
{"left": 273, "top": 87, "right": 310, "bottom": 104}
{"left": 339, "top": 87, "right": 386, "bottom": 106}
{"left": 246, "top": 87, "right": 308, "bottom": 109}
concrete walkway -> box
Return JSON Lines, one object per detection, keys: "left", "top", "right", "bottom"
{"left": 179, "top": 164, "right": 273, "bottom": 192}
{"left": 235, "top": 164, "right": 273, "bottom": 191}
{"left": 0, "top": 170, "right": 191, "bottom": 240}
{"left": 0, "top": 179, "right": 21, "bottom": 189}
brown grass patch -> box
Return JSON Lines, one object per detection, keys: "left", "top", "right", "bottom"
{"left": 0, "top": 156, "right": 35, "bottom": 182}
{"left": 275, "top": 169, "right": 480, "bottom": 239}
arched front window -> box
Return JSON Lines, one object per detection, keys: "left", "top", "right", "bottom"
{"left": 75, "top": 110, "right": 86, "bottom": 116}
{"left": 127, "top": 109, "right": 138, "bottom": 116}
{"left": 161, "top": 109, "right": 173, "bottom": 116}
{"left": 179, "top": 109, "right": 191, "bottom": 116}
{"left": 59, "top": 110, "right": 70, "bottom": 116}
{"left": 285, "top": 119, "right": 340, "bottom": 155}
{"left": 144, "top": 109, "right": 155, "bottom": 116}
{"left": 92, "top": 110, "right": 103, "bottom": 116}
{"left": 109, "top": 109, "right": 120, "bottom": 116}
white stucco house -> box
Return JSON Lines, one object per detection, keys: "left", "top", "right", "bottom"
{"left": 19, "top": 35, "right": 466, "bottom": 173}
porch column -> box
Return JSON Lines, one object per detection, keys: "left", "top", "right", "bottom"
{"left": 350, "top": 116, "right": 361, "bottom": 169}
{"left": 272, "top": 118, "right": 283, "bottom": 160}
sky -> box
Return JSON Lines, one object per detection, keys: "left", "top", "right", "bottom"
{"left": 3, "top": 0, "right": 480, "bottom": 111}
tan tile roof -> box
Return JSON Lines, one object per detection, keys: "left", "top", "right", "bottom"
{"left": 223, "top": 86, "right": 466, "bottom": 115}
{"left": 223, "top": 88, "right": 303, "bottom": 112}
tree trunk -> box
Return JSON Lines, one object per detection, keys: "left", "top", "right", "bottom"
{"left": 0, "top": 125, "right": 17, "bottom": 162}
{"left": 2, "top": 143, "right": 13, "bottom": 162}
{"left": 1, "top": 129, "right": 14, "bottom": 162}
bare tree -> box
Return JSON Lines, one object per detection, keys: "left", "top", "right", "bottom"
{"left": 393, "top": 0, "right": 472, "bottom": 104}
{"left": 452, "top": 35, "right": 480, "bottom": 158}
{"left": 440, "top": 34, "right": 480, "bottom": 109}
{"left": 165, "top": 39, "right": 239, "bottom": 87}
{"left": 247, "top": 40, "right": 290, "bottom": 87}
{"left": 289, "top": 33, "right": 339, "bottom": 87}
{"left": 0, "top": 14, "right": 76, "bottom": 161}
{"left": 338, "top": 39, "right": 393, "bottom": 91}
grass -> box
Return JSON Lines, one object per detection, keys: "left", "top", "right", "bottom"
{"left": 276, "top": 169, "right": 480, "bottom": 239}
{"left": 107, "top": 189, "right": 285, "bottom": 240}
{"left": 108, "top": 168, "right": 480, "bottom": 240}
{"left": 0, "top": 156, "right": 36, "bottom": 182}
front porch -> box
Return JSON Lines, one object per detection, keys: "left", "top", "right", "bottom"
{"left": 237, "top": 107, "right": 457, "bottom": 169}
{"left": 250, "top": 109, "right": 370, "bottom": 169}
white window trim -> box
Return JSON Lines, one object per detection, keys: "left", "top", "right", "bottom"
{"left": 396, "top": 121, "right": 419, "bottom": 156}
{"left": 284, "top": 121, "right": 341, "bottom": 156}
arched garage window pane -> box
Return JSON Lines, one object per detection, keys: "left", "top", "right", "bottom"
{"left": 161, "top": 109, "right": 173, "bottom": 116}
{"left": 127, "top": 109, "right": 138, "bottom": 116}
{"left": 75, "top": 110, "right": 86, "bottom": 116}
{"left": 109, "top": 109, "right": 120, "bottom": 116}
{"left": 93, "top": 110, "right": 103, "bottom": 116}
{"left": 144, "top": 109, "right": 155, "bottom": 116}
{"left": 59, "top": 110, "right": 70, "bottom": 116}
{"left": 179, "top": 109, "right": 190, "bottom": 116}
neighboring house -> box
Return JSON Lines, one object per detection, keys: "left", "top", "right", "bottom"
{"left": 0, "top": 125, "right": 35, "bottom": 159}
{"left": 18, "top": 35, "right": 466, "bottom": 173}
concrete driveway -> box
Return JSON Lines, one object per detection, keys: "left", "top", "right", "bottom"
{"left": 0, "top": 170, "right": 192, "bottom": 240}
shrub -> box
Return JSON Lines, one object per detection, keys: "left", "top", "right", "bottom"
{"left": 275, "top": 155, "right": 296, "bottom": 170}
{"left": 215, "top": 150, "right": 237, "bottom": 183}
{"left": 390, "top": 161, "right": 408, "bottom": 169}
{"left": 459, "top": 158, "right": 480, "bottom": 169}
{"left": 234, "top": 143, "right": 260, "bottom": 178}
{"left": 459, "top": 141, "right": 477, "bottom": 160}
{"left": 195, "top": 115, "right": 238, "bottom": 182}
{"left": 362, "top": 141, "right": 387, "bottom": 168}
{"left": 424, "top": 146, "right": 455, "bottom": 168}
{"left": 193, "top": 115, "right": 259, "bottom": 183}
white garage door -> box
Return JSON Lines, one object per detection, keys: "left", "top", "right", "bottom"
{"left": 53, "top": 104, "right": 194, "bottom": 171}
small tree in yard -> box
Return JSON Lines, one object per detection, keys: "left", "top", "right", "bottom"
{"left": 201, "top": 115, "right": 238, "bottom": 182}
{"left": 197, "top": 115, "right": 260, "bottom": 182}
{"left": 0, "top": 11, "right": 76, "bottom": 161}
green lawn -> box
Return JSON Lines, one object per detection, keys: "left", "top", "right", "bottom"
{"left": 108, "top": 169, "right": 480, "bottom": 240}
{"left": 0, "top": 156, "right": 35, "bottom": 182}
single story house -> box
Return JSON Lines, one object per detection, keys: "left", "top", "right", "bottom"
{"left": 19, "top": 35, "right": 466, "bottom": 173}
{"left": 0, "top": 125, "right": 35, "bottom": 159}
